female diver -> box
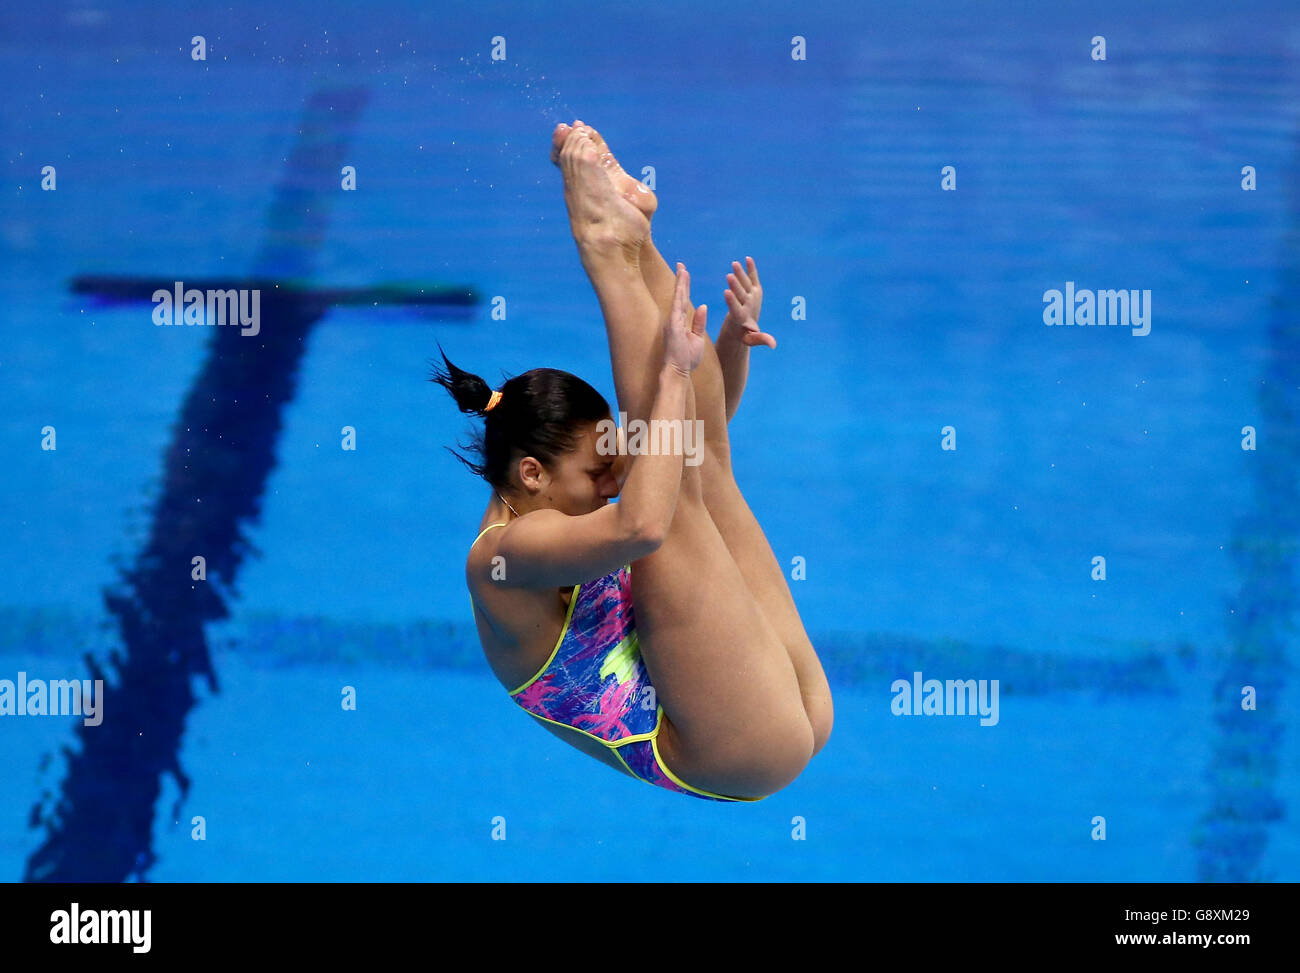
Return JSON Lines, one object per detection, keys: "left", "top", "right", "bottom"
{"left": 431, "top": 121, "right": 832, "bottom": 801}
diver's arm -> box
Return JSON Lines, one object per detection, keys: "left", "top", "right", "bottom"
{"left": 490, "top": 364, "right": 690, "bottom": 588}
{"left": 491, "top": 268, "right": 705, "bottom": 588}
{"left": 715, "top": 322, "right": 750, "bottom": 423}
{"left": 716, "top": 256, "right": 771, "bottom": 422}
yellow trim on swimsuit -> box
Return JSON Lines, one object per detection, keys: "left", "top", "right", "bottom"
{"left": 508, "top": 581, "right": 581, "bottom": 696}
{"left": 467, "top": 520, "right": 585, "bottom": 696}
{"left": 468, "top": 520, "right": 765, "bottom": 803}
{"left": 466, "top": 522, "right": 508, "bottom": 616}
{"left": 519, "top": 708, "right": 660, "bottom": 749}
{"left": 470, "top": 521, "right": 508, "bottom": 547}
{"left": 647, "top": 723, "right": 765, "bottom": 802}
{"left": 524, "top": 705, "right": 764, "bottom": 802}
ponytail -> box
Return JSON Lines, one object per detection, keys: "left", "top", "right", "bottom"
{"left": 430, "top": 347, "right": 497, "bottom": 416}
{"left": 429, "top": 344, "right": 611, "bottom": 490}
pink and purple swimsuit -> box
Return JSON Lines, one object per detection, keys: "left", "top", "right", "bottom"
{"left": 470, "top": 522, "right": 761, "bottom": 803}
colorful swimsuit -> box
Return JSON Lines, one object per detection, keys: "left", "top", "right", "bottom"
{"left": 469, "top": 522, "right": 762, "bottom": 803}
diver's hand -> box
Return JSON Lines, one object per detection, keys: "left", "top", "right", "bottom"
{"left": 664, "top": 262, "right": 706, "bottom": 375}
{"left": 719, "top": 256, "right": 774, "bottom": 349}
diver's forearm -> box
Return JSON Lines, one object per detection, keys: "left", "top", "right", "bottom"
{"left": 714, "top": 322, "right": 750, "bottom": 422}
{"left": 618, "top": 364, "right": 690, "bottom": 544}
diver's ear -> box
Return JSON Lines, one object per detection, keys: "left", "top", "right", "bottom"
{"left": 517, "top": 456, "right": 546, "bottom": 494}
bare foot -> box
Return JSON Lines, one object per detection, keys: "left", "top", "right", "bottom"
{"left": 555, "top": 122, "right": 650, "bottom": 253}
{"left": 552, "top": 120, "right": 658, "bottom": 222}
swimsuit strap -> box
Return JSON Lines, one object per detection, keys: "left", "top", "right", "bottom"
{"left": 469, "top": 521, "right": 508, "bottom": 551}
{"left": 466, "top": 522, "right": 510, "bottom": 614}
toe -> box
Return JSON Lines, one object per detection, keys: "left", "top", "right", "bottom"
{"left": 551, "top": 122, "right": 572, "bottom": 163}
{"left": 584, "top": 126, "right": 624, "bottom": 172}
{"left": 573, "top": 131, "right": 597, "bottom": 163}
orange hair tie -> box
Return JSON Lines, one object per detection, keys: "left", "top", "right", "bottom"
{"left": 484, "top": 389, "right": 503, "bottom": 412}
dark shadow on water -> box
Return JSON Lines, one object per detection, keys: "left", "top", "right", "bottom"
{"left": 1192, "top": 140, "right": 1299, "bottom": 882}
{"left": 26, "top": 299, "right": 319, "bottom": 881}
{"left": 23, "top": 87, "right": 474, "bottom": 882}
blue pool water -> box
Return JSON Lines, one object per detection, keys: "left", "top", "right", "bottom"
{"left": 1, "top": 0, "right": 1297, "bottom": 880}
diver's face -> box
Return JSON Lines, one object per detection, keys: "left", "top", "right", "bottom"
{"left": 541, "top": 420, "right": 620, "bottom": 516}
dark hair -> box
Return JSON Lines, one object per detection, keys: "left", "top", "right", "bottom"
{"left": 429, "top": 345, "right": 611, "bottom": 490}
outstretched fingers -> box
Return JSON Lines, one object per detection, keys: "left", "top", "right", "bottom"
{"left": 723, "top": 255, "right": 773, "bottom": 348}
{"left": 665, "top": 263, "right": 707, "bottom": 374}
{"left": 726, "top": 257, "right": 759, "bottom": 297}
{"left": 670, "top": 263, "right": 691, "bottom": 324}
{"left": 692, "top": 302, "right": 708, "bottom": 337}
{"left": 672, "top": 264, "right": 708, "bottom": 334}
